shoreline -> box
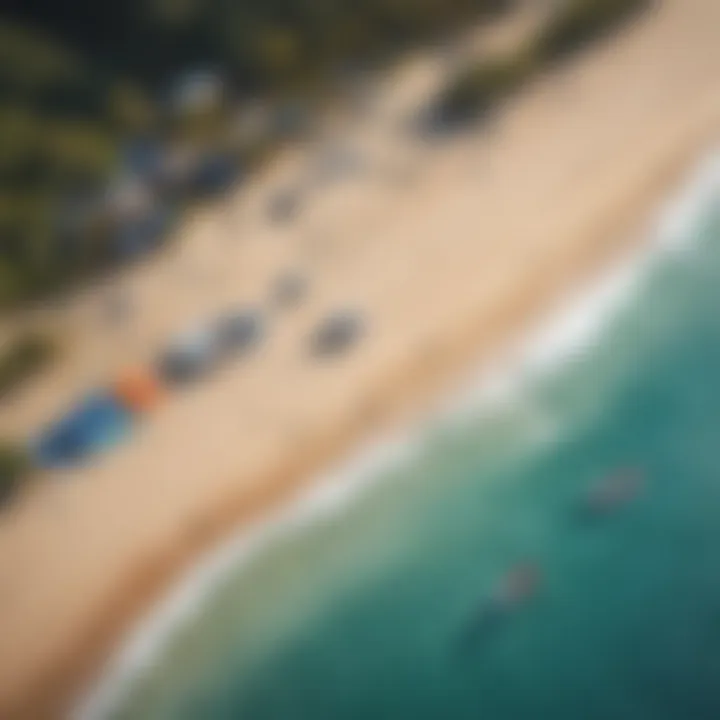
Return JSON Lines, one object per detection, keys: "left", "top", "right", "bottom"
{"left": 76, "top": 139, "right": 720, "bottom": 720}
{"left": 56, "top": 127, "right": 720, "bottom": 719}
{"left": 10, "top": 132, "right": 720, "bottom": 720}
{"left": 2, "top": 1, "right": 720, "bottom": 716}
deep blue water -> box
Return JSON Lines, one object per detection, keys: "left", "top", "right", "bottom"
{"left": 109, "top": 179, "right": 720, "bottom": 720}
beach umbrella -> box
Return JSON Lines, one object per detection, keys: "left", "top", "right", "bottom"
{"left": 215, "top": 310, "right": 264, "bottom": 358}
{"left": 310, "top": 311, "right": 364, "bottom": 357}
{"left": 157, "top": 325, "right": 220, "bottom": 385}
{"left": 33, "top": 393, "right": 133, "bottom": 468}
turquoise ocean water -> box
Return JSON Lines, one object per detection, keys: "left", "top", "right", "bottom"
{"left": 97, "top": 156, "right": 720, "bottom": 720}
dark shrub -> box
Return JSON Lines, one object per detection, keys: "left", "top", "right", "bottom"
{"left": 432, "top": 49, "right": 534, "bottom": 126}
{"left": 428, "top": 0, "right": 651, "bottom": 128}
{"left": 0, "top": 441, "right": 29, "bottom": 507}
{"left": 535, "top": 0, "right": 652, "bottom": 63}
{"left": 0, "top": 331, "right": 57, "bottom": 398}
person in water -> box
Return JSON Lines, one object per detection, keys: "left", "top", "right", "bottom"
{"left": 579, "top": 467, "right": 645, "bottom": 519}
{"left": 457, "top": 562, "right": 542, "bottom": 654}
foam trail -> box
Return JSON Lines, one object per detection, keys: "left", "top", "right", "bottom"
{"left": 74, "top": 145, "right": 720, "bottom": 720}
{"left": 75, "top": 429, "right": 419, "bottom": 720}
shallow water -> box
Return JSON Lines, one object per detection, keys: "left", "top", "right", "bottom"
{"left": 104, "top": 162, "right": 720, "bottom": 720}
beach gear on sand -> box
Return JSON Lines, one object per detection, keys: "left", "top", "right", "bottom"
{"left": 310, "top": 311, "right": 364, "bottom": 357}
{"left": 33, "top": 393, "right": 132, "bottom": 468}
{"left": 215, "top": 310, "right": 263, "bottom": 357}
{"left": 156, "top": 325, "right": 220, "bottom": 385}
{"left": 113, "top": 368, "right": 162, "bottom": 413}
{"left": 158, "top": 308, "right": 264, "bottom": 386}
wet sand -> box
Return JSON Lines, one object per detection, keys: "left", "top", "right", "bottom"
{"left": 1, "top": 0, "right": 720, "bottom": 716}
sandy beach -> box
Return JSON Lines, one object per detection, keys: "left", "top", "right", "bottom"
{"left": 2, "top": 0, "right": 720, "bottom": 716}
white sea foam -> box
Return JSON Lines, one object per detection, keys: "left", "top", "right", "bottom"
{"left": 74, "top": 145, "right": 720, "bottom": 720}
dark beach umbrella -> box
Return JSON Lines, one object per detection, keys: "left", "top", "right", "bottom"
{"left": 310, "top": 311, "right": 364, "bottom": 357}
{"left": 156, "top": 326, "right": 219, "bottom": 385}
{"left": 33, "top": 393, "right": 132, "bottom": 468}
{"left": 215, "top": 310, "right": 263, "bottom": 357}
{"left": 190, "top": 154, "right": 242, "bottom": 197}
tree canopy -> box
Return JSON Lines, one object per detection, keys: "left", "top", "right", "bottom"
{"left": 0, "top": 0, "right": 512, "bottom": 306}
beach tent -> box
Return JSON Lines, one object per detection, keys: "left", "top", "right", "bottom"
{"left": 189, "top": 153, "right": 241, "bottom": 197}
{"left": 33, "top": 393, "right": 132, "bottom": 468}
{"left": 309, "top": 311, "right": 364, "bottom": 357}
{"left": 214, "top": 310, "right": 263, "bottom": 358}
{"left": 156, "top": 325, "right": 220, "bottom": 385}
{"left": 113, "top": 368, "right": 162, "bottom": 414}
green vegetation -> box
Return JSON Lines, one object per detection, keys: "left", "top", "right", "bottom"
{"left": 535, "top": 0, "right": 651, "bottom": 63}
{"left": 0, "top": 0, "right": 653, "bottom": 305}
{"left": 0, "top": 0, "right": 513, "bottom": 307}
{"left": 0, "top": 331, "right": 57, "bottom": 398}
{"left": 4, "top": 1, "right": 514, "bottom": 93}
{"left": 433, "top": 46, "right": 534, "bottom": 124}
{"left": 0, "top": 16, "right": 120, "bottom": 306}
{"left": 433, "top": 0, "right": 650, "bottom": 125}
{"left": 0, "top": 441, "right": 30, "bottom": 508}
